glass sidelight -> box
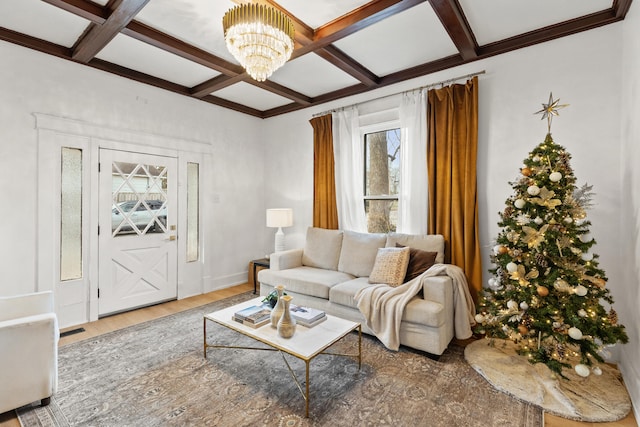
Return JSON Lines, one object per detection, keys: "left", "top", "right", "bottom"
{"left": 60, "top": 147, "right": 83, "bottom": 281}
{"left": 186, "top": 162, "right": 199, "bottom": 262}
{"left": 111, "top": 161, "right": 168, "bottom": 237}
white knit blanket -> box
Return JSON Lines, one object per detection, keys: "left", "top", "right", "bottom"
{"left": 355, "top": 264, "right": 476, "bottom": 351}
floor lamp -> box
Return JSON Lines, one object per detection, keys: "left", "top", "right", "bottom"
{"left": 266, "top": 208, "right": 293, "bottom": 254}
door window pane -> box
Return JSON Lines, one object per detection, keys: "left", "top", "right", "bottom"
{"left": 186, "top": 162, "right": 199, "bottom": 262}
{"left": 111, "top": 162, "right": 168, "bottom": 236}
{"left": 60, "top": 147, "right": 82, "bottom": 281}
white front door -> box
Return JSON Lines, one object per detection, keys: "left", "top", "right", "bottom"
{"left": 98, "top": 149, "right": 178, "bottom": 316}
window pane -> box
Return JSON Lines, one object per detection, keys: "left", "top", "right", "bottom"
{"left": 364, "top": 128, "right": 400, "bottom": 233}
{"left": 60, "top": 147, "right": 82, "bottom": 281}
{"left": 365, "top": 129, "right": 400, "bottom": 196}
{"left": 186, "top": 162, "right": 199, "bottom": 262}
{"left": 365, "top": 199, "right": 398, "bottom": 233}
{"left": 111, "top": 162, "right": 167, "bottom": 236}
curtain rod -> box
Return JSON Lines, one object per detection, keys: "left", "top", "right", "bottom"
{"left": 312, "top": 69, "right": 485, "bottom": 118}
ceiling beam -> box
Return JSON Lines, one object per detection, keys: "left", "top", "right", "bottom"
{"left": 72, "top": 0, "right": 150, "bottom": 63}
{"left": 201, "top": 95, "right": 265, "bottom": 117}
{"left": 251, "top": 80, "right": 312, "bottom": 106}
{"left": 0, "top": 26, "right": 72, "bottom": 59}
{"left": 478, "top": 9, "right": 624, "bottom": 58}
{"left": 296, "top": 0, "right": 427, "bottom": 56}
{"left": 614, "top": 0, "right": 633, "bottom": 17}
{"left": 314, "top": 45, "right": 379, "bottom": 87}
{"left": 123, "top": 21, "right": 244, "bottom": 76}
{"left": 40, "top": 0, "right": 107, "bottom": 24}
{"left": 191, "top": 75, "right": 246, "bottom": 98}
{"left": 87, "top": 57, "right": 192, "bottom": 95}
{"left": 429, "top": 0, "right": 477, "bottom": 60}
{"left": 88, "top": 58, "right": 263, "bottom": 117}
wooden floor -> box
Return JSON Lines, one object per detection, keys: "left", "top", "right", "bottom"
{"left": 1, "top": 282, "right": 636, "bottom": 427}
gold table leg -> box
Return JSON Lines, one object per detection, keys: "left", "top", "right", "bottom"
{"left": 305, "top": 360, "right": 310, "bottom": 418}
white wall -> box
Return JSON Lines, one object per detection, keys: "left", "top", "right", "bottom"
{"left": 262, "top": 20, "right": 639, "bottom": 413}
{"left": 620, "top": 1, "right": 640, "bottom": 420}
{"left": 0, "top": 40, "right": 266, "bottom": 299}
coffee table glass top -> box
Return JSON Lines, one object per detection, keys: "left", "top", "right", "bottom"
{"left": 205, "top": 297, "right": 360, "bottom": 360}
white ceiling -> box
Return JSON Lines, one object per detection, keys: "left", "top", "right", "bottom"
{"left": 0, "top": 0, "right": 628, "bottom": 118}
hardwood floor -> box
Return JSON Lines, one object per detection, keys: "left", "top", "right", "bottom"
{"left": 1, "top": 282, "right": 636, "bottom": 427}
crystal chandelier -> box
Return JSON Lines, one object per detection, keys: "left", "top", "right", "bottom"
{"left": 223, "top": 4, "right": 295, "bottom": 82}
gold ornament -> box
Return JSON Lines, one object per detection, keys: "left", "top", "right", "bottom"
{"left": 498, "top": 245, "right": 509, "bottom": 255}
{"left": 506, "top": 231, "right": 520, "bottom": 243}
{"left": 537, "top": 286, "right": 549, "bottom": 297}
{"left": 518, "top": 325, "right": 529, "bottom": 336}
{"left": 522, "top": 224, "right": 549, "bottom": 249}
{"left": 521, "top": 167, "right": 532, "bottom": 176}
{"left": 531, "top": 187, "right": 562, "bottom": 209}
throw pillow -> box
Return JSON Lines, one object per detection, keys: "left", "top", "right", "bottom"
{"left": 368, "top": 247, "right": 411, "bottom": 287}
{"left": 338, "top": 230, "right": 387, "bottom": 277}
{"left": 397, "top": 243, "right": 438, "bottom": 283}
{"left": 386, "top": 232, "right": 445, "bottom": 264}
{"left": 302, "top": 227, "right": 344, "bottom": 270}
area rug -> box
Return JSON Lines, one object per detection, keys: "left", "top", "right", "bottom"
{"left": 465, "top": 338, "right": 631, "bottom": 422}
{"left": 18, "top": 292, "right": 542, "bottom": 426}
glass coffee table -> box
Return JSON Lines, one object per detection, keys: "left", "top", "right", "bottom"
{"left": 203, "top": 297, "right": 362, "bottom": 417}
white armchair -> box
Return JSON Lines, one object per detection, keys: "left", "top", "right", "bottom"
{"left": 0, "top": 291, "right": 59, "bottom": 413}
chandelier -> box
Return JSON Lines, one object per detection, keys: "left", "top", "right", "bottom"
{"left": 223, "top": 4, "right": 295, "bottom": 82}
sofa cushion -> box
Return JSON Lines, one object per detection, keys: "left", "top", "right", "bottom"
{"left": 330, "top": 278, "right": 446, "bottom": 328}
{"left": 301, "top": 227, "right": 344, "bottom": 270}
{"left": 369, "top": 247, "right": 410, "bottom": 287}
{"left": 397, "top": 244, "right": 438, "bottom": 283}
{"left": 386, "top": 233, "right": 446, "bottom": 264}
{"left": 258, "top": 266, "right": 354, "bottom": 299}
{"left": 338, "top": 231, "right": 387, "bottom": 277}
{"left": 329, "top": 278, "right": 372, "bottom": 309}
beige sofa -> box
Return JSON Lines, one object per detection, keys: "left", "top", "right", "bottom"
{"left": 258, "top": 227, "right": 455, "bottom": 356}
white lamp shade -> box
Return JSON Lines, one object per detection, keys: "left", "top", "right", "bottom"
{"left": 266, "top": 208, "right": 293, "bottom": 228}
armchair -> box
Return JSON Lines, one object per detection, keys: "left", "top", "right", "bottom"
{"left": 0, "top": 291, "right": 59, "bottom": 413}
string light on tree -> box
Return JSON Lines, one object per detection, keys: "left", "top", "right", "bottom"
{"left": 474, "top": 94, "right": 628, "bottom": 378}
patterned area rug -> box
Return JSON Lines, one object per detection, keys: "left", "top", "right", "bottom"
{"left": 18, "top": 292, "right": 542, "bottom": 426}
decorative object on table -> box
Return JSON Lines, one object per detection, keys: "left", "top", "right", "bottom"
{"left": 474, "top": 94, "right": 628, "bottom": 379}
{"left": 222, "top": 4, "right": 294, "bottom": 82}
{"left": 232, "top": 304, "right": 271, "bottom": 328}
{"left": 266, "top": 208, "right": 293, "bottom": 253}
{"left": 232, "top": 315, "right": 270, "bottom": 328}
{"left": 290, "top": 304, "right": 326, "bottom": 327}
{"left": 262, "top": 287, "right": 286, "bottom": 308}
{"left": 269, "top": 285, "right": 286, "bottom": 328}
{"left": 295, "top": 314, "right": 326, "bottom": 328}
{"left": 277, "top": 295, "right": 296, "bottom": 338}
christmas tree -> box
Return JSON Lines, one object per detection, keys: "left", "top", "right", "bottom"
{"left": 474, "top": 94, "right": 628, "bottom": 378}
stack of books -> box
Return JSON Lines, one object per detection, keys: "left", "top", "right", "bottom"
{"left": 233, "top": 304, "right": 271, "bottom": 328}
{"left": 290, "top": 304, "right": 326, "bottom": 328}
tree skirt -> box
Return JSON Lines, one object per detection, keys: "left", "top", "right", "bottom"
{"left": 464, "top": 338, "right": 631, "bottom": 422}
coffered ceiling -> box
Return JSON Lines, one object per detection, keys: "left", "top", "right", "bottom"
{"left": 0, "top": 0, "right": 633, "bottom": 118}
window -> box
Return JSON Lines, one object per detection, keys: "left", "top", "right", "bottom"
{"left": 363, "top": 126, "right": 401, "bottom": 233}
{"left": 110, "top": 161, "right": 168, "bottom": 236}
{"left": 186, "top": 162, "right": 199, "bottom": 262}
{"left": 60, "top": 147, "right": 83, "bottom": 281}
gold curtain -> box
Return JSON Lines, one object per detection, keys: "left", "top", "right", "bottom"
{"left": 427, "top": 76, "right": 482, "bottom": 302}
{"left": 310, "top": 114, "right": 339, "bottom": 229}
